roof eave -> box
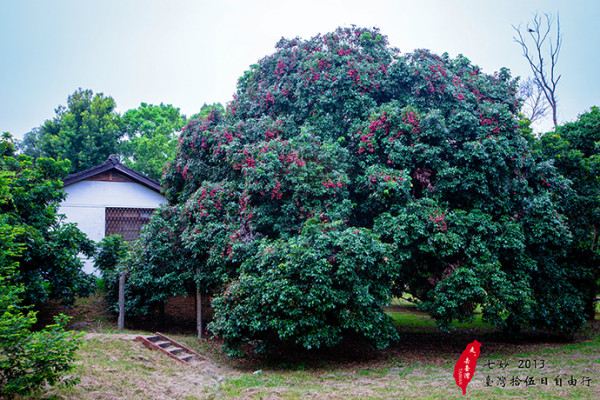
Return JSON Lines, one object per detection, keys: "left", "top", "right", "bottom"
{"left": 62, "top": 158, "right": 163, "bottom": 193}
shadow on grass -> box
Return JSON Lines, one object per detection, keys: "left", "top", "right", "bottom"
{"left": 204, "top": 309, "right": 600, "bottom": 373}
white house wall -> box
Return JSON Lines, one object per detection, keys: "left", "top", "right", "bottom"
{"left": 59, "top": 180, "right": 166, "bottom": 275}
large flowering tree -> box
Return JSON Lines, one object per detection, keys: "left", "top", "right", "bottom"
{"left": 125, "top": 27, "right": 587, "bottom": 354}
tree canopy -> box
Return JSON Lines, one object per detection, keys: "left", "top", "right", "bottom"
{"left": 121, "top": 27, "right": 590, "bottom": 354}
{"left": 21, "top": 88, "right": 123, "bottom": 174}
{"left": 120, "top": 103, "right": 187, "bottom": 180}
{"left": 0, "top": 133, "right": 95, "bottom": 306}
{"left": 20, "top": 91, "right": 227, "bottom": 180}
{"left": 535, "top": 106, "right": 600, "bottom": 318}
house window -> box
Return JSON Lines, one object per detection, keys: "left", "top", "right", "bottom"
{"left": 105, "top": 207, "right": 155, "bottom": 242}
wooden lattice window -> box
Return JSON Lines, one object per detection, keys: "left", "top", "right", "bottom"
{"left": 105, "top": 207, "right": 155, "bottom": 242}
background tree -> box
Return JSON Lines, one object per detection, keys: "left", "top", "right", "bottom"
{"left": 119, "top": 103, "right": 187, "bottom": 181}
{"left": 21, "top": 88, "right": 122, "bottom": 174}
{"left": 536, "top": 106, "right": 600, "bottom": 319}
{"left": 0, "top": 133, "right": 95, "bottom": 307}
{"left": 189, "top": 102, "right": 225, "bottom": 122}
{"left": 127, "top": 27, "right": 588, "bottom": 354}
{"left": 513, "top": 12, "right": 562, "bottom": 127}
{"left": 16, "top": 127, "right": 42, "bottom": 159}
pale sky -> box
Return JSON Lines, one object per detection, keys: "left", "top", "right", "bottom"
{"left": 1, "top": 0, "right": 599, "bottom": 140}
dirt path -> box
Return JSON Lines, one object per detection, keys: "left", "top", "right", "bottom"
{"left": 83, "top": 332, "right": 142, "bottom": 341}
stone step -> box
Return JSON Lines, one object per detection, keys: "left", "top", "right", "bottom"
{"left": 180, "top": 354, "right": 194, "bottom": 362}
{"left": 169, "top": 347, "right": 184, "bottom": 355}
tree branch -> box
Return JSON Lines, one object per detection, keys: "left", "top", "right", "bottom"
{"left": 513, "top": 12, "right": 562, "bottom": 127}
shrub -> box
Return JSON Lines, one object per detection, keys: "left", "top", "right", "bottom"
{"left": 210, "top": 221, "right": 399, "bottom": 354}
{"left": 0, "top": 217, "right": 81, "bottom": 397}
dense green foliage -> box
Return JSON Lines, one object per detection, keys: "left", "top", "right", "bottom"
{"left": 0, "top": 134, "right": 83, "bottom": 397}
{"left": 0, "top": 133, "right": 95, "bottom": 306}
{"left": 19, "top": 92, "right": 223, "bottom": 180}
{"left": 0, "top": 286, "right": 81, "bottom": 397}
{"left": 123, "top": 27, "right": 591, "bottom": 353}
{"left": 536, "top": 107, "right": 600, "bottom": 318}
{"left": 94, "top": 234, "right": 129, "bottom": 311}
{"left": 120, "top": 103, "right": 187, "bottom": 180}
{"left": 211, "top": 222, "right": 400, "bottom": 354}
{"left": 21, "top": 88, "right": 123, "bottom": 174}
{"left": 94, "top": 235, "right": 129, "bottom": 278}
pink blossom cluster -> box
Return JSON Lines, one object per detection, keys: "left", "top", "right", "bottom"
{"left": 271, "top": 180, "right": 283, "bottom": 199}
{"left": 264, "top": 128, "right": 279, "bottom": 140}
{"left": 430, "top": 63, "right": 448, "bottom": 78}
{"left": 347, "top": 68, "right": 361, "bottom": 84}
{"left": 318, "top": 59, "right": 331, "bottom": 69}
{"left": 279, "top": 151, "right": 305, "bottom": 167}
{"left": 429, "top": 210, "right": 447, "bottom": 232}
{"left": 357, "top": 130, "right": 375, "bottom": 154}
{"left": 369, "top": 114, "right": 389, "bottom": 135}
{"left": 245, "top": 157, "right": 256, "bottom": 168}
{"left": 232, "top": 154, "right": 258, "bottom": 171}
{"left": 263, "top": 91, "right": 275, "bottom": 105}
{"left": 368, "top": 171, "right": 404, "bottom": 185}
{"left": 322, "top": 179, "right": 344, "bottom": 189}
{"left": 194, "top": 187, "right": 225, "bottom": 218}
{"left": 402, "top": 111, "right": 421, "bottom": 134}
{"left": 276, "top": 60, "right": 286, "bottom": 75}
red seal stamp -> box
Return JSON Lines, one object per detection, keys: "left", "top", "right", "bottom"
{"left": 454, "top": 340, "right": 482, "bottom": 395}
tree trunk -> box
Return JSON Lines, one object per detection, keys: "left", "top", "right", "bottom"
{"left": 196, "top": 268, "right": 203, "bottom": 340}
{"left": 118, "top": 272, "right": 125, "bottom": 331}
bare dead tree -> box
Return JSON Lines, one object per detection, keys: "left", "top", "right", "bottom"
{"left": 513, "top": 12, "right": 562, "bottom": 127}
{"left": 518, "top": 76, "right": 551, "bottom": 123}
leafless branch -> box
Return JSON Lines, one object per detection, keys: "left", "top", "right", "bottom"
{"left": 512, "top": 12, "right": 562, "bottom": 127}
{"left": 518, "top": 76, "right": 551, "bottom": 123}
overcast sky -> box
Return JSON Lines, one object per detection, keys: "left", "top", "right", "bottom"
{"left": 1, "top": 0, "right": 599, "bottom": 140}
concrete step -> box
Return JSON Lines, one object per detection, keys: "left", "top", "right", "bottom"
{"left": 169, "top": 347, "right": 184, "bottom": 355}
{"left": 180, "top": 354, "right": 194, "bottom": 362}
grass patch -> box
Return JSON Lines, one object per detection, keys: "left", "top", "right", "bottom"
{"left": 39, "top": 335, "right": 219, "bottom": 400}
{"left": 386, "top": 307, "right": 493, "bottom": 330}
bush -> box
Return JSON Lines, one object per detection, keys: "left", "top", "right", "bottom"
{"left": 1, "top": 217, "right": 81, "bottom": 397}
{"left": 210, "top": 221, "right": 399, "bottom": 354}
{"left": 94, "top": 234, "right": 129, "bottom": 311}
{"left": 0, "top": 302, "right": 82, "bottom": 397}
